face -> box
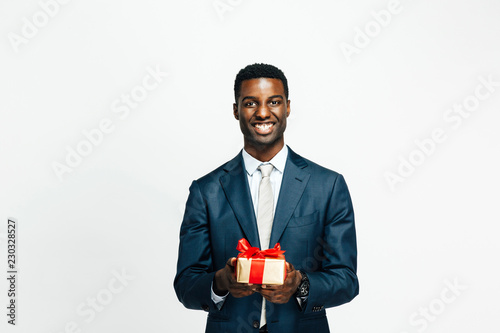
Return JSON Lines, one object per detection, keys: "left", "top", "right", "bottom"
{"left": 233, "top": 78, "right": 290, "bottom": 154}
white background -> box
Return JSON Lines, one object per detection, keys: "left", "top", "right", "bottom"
{"left": 1, "top": 0, "right": 499, "bottom": 332}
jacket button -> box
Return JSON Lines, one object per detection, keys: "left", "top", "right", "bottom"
{"left": 253, "top": 320, "right": 259, "bottom": 328}
{"left": 202, "top": 304, "right": 209, "bottom": 312}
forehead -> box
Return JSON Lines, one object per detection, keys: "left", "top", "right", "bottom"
{"left": 239, "top": 78, "right": 285, "bottom": 98}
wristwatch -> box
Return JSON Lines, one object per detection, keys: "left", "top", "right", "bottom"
{"left": 295, "top": 270, "right": 310, "bottom": 297}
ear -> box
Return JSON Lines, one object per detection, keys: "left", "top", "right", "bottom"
{"left": 233, "top": 103, "right": 239, "bottom": 120}
{"left": 286, "top": 99, "right": 291, "bottom": 117}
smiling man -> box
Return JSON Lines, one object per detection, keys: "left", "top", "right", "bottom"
{"left": 174, "top": 63, "right": 359, "bottom": 333}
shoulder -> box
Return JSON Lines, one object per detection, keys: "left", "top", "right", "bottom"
{"left": 194, "top": 151, "right": 243, "bottom": 185}
{"left": 288, "top": 147, "right": 343, "bottom": 182}
{"left": 289, "top": 148, "right": 352, "bottom": 200}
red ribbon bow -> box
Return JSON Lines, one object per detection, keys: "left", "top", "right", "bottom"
{"left": 236, "top": 238, "right": 285, "bottom": 259}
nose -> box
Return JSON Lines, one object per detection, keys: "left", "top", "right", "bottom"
{"left": 255, "top": 104, "right": 271, "bottom": 119}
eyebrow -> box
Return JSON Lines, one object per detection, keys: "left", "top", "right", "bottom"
{"left": 241, "top": 95, "right": 284, "bottom": 102}
{"left": 241, "top": 96, "right": 258, "bottom": 102}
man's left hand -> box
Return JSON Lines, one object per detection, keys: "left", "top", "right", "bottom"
{"left": 256, "top": 262, "right": 302, "bottom": 304}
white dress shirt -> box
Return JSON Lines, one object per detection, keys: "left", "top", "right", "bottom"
{"left": 211, "top": 145, "right": 288, "bottom": 306}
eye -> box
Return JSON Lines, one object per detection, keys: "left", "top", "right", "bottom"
{"left": 244, "top": 101, "right": 256, "bottom": 107}
{"left": 269, "top": 100, "right": 281, "bottom": 106}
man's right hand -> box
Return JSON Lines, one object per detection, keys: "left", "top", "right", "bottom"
{"left": 213, "top": 258, "right": 255, "bottom": 298}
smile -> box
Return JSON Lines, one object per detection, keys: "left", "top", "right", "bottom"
{"left": 253, "top": 122, "right": 275, "bottom": 134}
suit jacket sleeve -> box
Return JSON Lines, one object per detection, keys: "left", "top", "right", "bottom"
{"left": 174, "top": 180, "right": 218, "bottom": 312}
{"left": 304, "top": 174, "right": 359, "bottom": 313}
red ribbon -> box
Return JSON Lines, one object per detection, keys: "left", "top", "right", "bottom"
{"left": 236, "top": 238, "right": 285, "bottom": 259}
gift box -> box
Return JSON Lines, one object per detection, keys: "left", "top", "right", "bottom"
{"left": 235, "top": 238, "right": 286, "bottom": 285}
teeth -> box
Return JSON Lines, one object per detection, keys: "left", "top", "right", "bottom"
{"left": 255, "top": 123, "right": 272, "bottom": 130}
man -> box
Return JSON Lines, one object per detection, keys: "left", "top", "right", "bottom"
{"left": 174, "top": 63, "right": 358, "bottom": 333}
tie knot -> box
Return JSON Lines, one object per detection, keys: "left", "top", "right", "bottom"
{"left": 259, "top": 164, "right": 274, "bottom": 178}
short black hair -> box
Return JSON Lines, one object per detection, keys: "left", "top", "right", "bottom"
{"left": 234, "top": 63, "right": 288, "bottom": 103}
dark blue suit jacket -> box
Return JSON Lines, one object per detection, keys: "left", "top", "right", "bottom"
{"left": 174, "top": 146, "right": 358, "bottom": 333}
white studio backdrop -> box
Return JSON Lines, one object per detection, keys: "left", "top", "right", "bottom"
{"left": 1, "top": 0, "right": 499, "bottom": 332}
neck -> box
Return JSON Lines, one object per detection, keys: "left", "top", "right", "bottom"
{"left": 244, "top": 140, "right": 284, "bottom": 162}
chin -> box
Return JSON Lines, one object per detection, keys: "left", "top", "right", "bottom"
{"left": 255, "top": 137, "right": 280, "bottom": 147}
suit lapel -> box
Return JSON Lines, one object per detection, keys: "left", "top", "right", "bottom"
{"left": 270, "top": 147, "right": 310, "bottom": 247}
{"left": 219, "top": 151, "right": 261, "bottom": 248}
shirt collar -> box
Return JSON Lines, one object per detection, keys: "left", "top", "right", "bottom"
{"left": 242, "top": 144, "right": 288, "bottom": 176}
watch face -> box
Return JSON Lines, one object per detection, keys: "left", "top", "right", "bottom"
{"left": 300, "top": 280, "right": 310, "bottom": 296}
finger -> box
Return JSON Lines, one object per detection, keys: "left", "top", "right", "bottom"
{"left": 260, "top": 284, "right": 280, "bottom": 290}
{"left": 259, "top": 287, "right": 283, "bottom": 296}
{"left": 232, "top": 282, "right": 252, "bottom": 289}
{"left": 261, "top": 292, "right": 286, "bottom": 304}
{"left": 236, "top": 284, "right": 258, "bottom": 293}
{"left": 286, "top": 262, "right": 294, "bottom": 272}
{"left": 258, "top": 289, "right": 274, "bottom": 297}
{"left": 227, "top": 257, "right": 237, "bottom": 267}
{"left": 230, "top": 287, "right": 255, "bottom": 296}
